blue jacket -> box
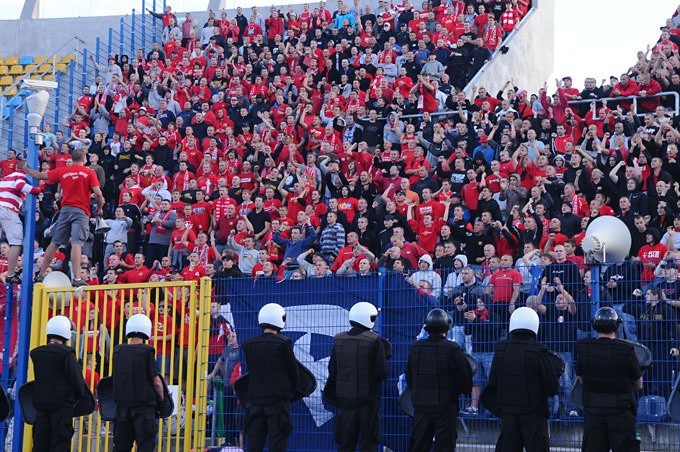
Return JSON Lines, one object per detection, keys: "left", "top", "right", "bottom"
{"left": 273, "top": 226, "right": 318, "bottom": 267}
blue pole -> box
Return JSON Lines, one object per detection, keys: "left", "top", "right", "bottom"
{"left": 23, "top": 113, "right": 28, "bottom": 151}
{"left": 95, "top": 37, "right": 101, "bottom": 68}
{"left": 142, "top": 0, "right": 147, "bottom": 51}
{"left": 81, "top": 48, "right": 88, "bottom": 91}
{"left": 67, "top": 62, "right": 74, "bottom": 115}
{"left": 0, "top": 284, "right": 14, "bottom": 442}
{"left": 376, "top": 270, "right": 386, "bottom": 452}
{"left": 590, "top": 265, "right": 601, "bottom": 337}
{"left": 119, "top": 19, "right": 125, "bottom": 58}
{"left": 54, "top": 72, "right": 62, "bottom": 134}
{"left": 7, "top": 111, "right": 13, "bottom": 151}
{"left": 108, "top": 28, "right": 113, "bottom": 58}
{"left": 131, "top": 9, "right": 136, "bottom": 55}
{"left": 152, "top": 0, "right": 157, "bottom": 44}
{"left": 12, "top": 110, "right": 40, "bottom": 452}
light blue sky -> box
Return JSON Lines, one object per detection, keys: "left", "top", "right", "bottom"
{"left": 0, "top": 0, "right": 675, "bottom": 90}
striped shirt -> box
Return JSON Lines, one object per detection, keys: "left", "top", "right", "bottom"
{"left": 0, "top": 171, "right": 39, "bottom": 213}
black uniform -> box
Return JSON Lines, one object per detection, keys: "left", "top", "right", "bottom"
{"left": 112, "top": 343, "right": 161, "bottom": 452}
{"left": 406, "top": 336, "right": 473, "bottom": 451}
{"left": 241, "top": 332, "right": 299, "bottom": 452}
{"left": 575, "top": 337, "right": 642, "bottom": 452}
{"left": 30, "top": 343, "right": 87, "bottom": 452}
{"left": 324, "top": 326, "right": 390, "bottom": 452}
{"left": 485, "top": 331, "right": 560, "bottom": 452}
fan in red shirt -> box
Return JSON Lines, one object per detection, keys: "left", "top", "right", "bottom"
{"left": 638, "top": 228, "right": 667, "bottom": 284}
{"left": 22, "top": 149, "right": 104, "bottom": 286}
{"left": 0, "top": 150, "right": 19, "bottom": 177}
{"left": 412, "top": 213, "right": 444, "bottom": 254}
{"left": 180, "top": 252, "right": 207, "bottom": 282}
{"left": 191, "top": 190, "right": 213, "bottom": 232}
{"left": 118, "top": 253, "right": 153, "bottom": 284}
{"left": 489, "top": 255, "right": 523, "bottom": 313}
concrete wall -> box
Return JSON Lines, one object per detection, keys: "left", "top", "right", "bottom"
{"left": 0, "top": 15, "right": 127, "bottom": 57}
{"left": 0, "top": 0, "right": 362, "bottom": 58}
{"left": 464, "top": 0, "right": 555, "bottom": 98}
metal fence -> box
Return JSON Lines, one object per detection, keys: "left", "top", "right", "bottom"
{"left": 17, "top": 277, "right": 212, "bottom": 452}
{"left": 212, "top": 262, "right": 680, "bottom": 451}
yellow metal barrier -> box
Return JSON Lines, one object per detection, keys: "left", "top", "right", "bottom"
{"left": 22, "top": 277, "right": 213, "bottom": 451}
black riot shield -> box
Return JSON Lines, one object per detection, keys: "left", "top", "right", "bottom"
{"left": 97, "top": 376, "right": 174, "bottom": 422}
{"left": 234, "top": 359, "right": 317, "bottom": 408}
{"left": 19, "top": 381, "right": 95, "bottom": 425}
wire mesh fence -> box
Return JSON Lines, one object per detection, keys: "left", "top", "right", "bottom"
{"left": 209, "top": 262, "right": 680, "bottom": 451}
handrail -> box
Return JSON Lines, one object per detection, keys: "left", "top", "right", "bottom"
{"left": 567, "top": 91, "right": 680, "bottom": 117}
{"left": 377, "top": 109, "right": 468, "bottom": 122}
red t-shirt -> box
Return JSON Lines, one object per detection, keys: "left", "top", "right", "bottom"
{"left": 47, "top": 165, "right": 100, "bottom": 215}
{"left": 489, "top": 269, "right": 523, "bottom": 303}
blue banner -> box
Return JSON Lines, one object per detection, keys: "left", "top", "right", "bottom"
{"left": 220, "top": 273, "right": 432, "bottom": 451}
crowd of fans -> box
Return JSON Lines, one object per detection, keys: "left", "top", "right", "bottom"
{"left": 4, "top": 0, "right": 680, "bottom": 436}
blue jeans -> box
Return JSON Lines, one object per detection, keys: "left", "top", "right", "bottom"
{"left": 450, "top": 325, "right": 472, "bottom": 355}
{"left": 471, "top": 351, "right": 495, "bottom": 386}
{"left": 553, "top": 351, "right": 574, "bottom": 415}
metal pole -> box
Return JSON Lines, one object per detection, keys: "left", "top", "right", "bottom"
{"left": 0, "top": 284, "right": 14, "bottom": 442}
{"left": 7, "top": 111, "right": 13, "bottom": 151}
{"left": 131, "top": 9, "right": 136, "bottom": 55}
{"left": 81, "top": 48, "right": 88, "bottom": 91}
{"left": 590, "top": 265, "right": 601, "bottom": 337}
{"left": 95, "top": 37, "right": 101, "bottom": 67}
{"left": 54, "top": 72, "right": 62, "bottom": 134}
{"left": 67, "top": 62, "right": 75, "bottom": 115}
{"left": 12, "top": 110, "right": 41, "bottom": 452}
{"left": 108, "top": 28, "right": 113, "bottom": 59}
{"left": 142, "top": 0, "right": 147, "bottom": 51}
{"left": 120, "top": 18, "right": 125, "bottom": 58}
{"left": 152, "top": 0, "right": 157, "bottom": 44}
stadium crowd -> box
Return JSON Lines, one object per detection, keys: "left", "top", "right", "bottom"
{"left": 3, "top": 0, "right": 680, "bottom": 437}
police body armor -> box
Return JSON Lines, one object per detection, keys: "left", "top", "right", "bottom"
{"left": 481, "top": 338, "right": 564, "bottom": 417}
{"left": 332, "top": 330, "right": 378, "bottom": 401}
{"left": 241, "top": 333, "right": 296, "bottom": 405}
{"left": 29, "top": 344, "right": 81, "bottom": 411}
{"left": 571, "top": 339, "right": 651, "bottom": 409}
{"left": 410, "top": 339, "right": 464, "bottom": 409}
{"left": 573, "top": 338, "right": 638, "bottom": 414}
{"left": 112, "top": 344, "right": 158, "bottom": 407}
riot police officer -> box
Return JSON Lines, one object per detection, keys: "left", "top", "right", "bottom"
{"left": 406, "top": 308, "right": 473, "bottom": 451}
{"left": 483, "top": 307, "right": 561, "bottom": 452}
{"left": 241, "top": 303, "right": 299, "bottom": 452}
{"left": 112, "top": 314, "right": 165, "bottom": 452}
{"left": 575, "top": 307, "right": 643, "bottom": 452}
{"left": 30, "top": 315, "right": 87, "bottom": 452}
{"left": 324, "top": 302, "right": 391, "bottom": 452}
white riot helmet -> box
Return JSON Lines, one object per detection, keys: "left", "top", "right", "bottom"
{"left": 258, "top": 303, "right": 286, "bottom": 330}
{"left": 509, "top": 307, "right": 540, "bottom": 336}
{"left": 46, "top": 315, "right": 72, "bottom": 341}
{"left": 125, "top": 314, "right": 152, "bottom": 340}
{"left": 349, "top": 302, "right": 379, "bottom": 329}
